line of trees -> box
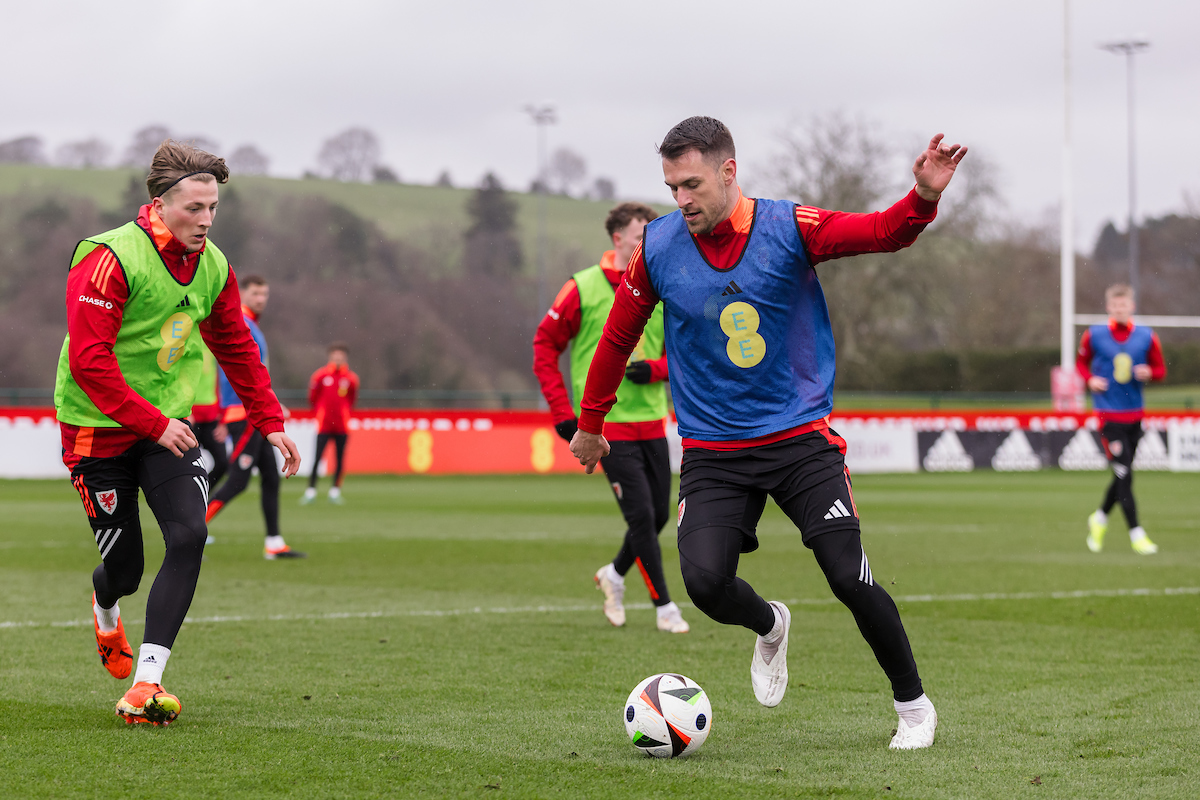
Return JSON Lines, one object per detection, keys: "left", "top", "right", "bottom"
{"left": 1, "top": 113, "right": 1196, "bottom": 396}
{"left": 0, "top": 127, "right": 618, "bottom": 199}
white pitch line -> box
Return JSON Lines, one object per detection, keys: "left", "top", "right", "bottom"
{"left": 3, "top": 586, "right": 1197, "bottom": 631}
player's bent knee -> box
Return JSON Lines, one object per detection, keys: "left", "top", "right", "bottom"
{"left": 679, "top": 558, "right": 733, "bottom": 616}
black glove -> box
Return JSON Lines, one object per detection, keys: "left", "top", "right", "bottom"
{"left": 554, "top": 418, "right": 579, "bottom": 442}
{"left": 624, "top": 361, "right": 652, "bottom": 384}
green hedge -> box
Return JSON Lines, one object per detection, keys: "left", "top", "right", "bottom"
{"left": 836, "top": 345, "right": 1200, "bottom": 392}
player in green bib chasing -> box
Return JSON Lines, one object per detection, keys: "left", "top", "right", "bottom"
{"left": 55, "top": 140, "right": 300, "bottom": 725}
{"left": 534, "top": 202, "right": 689, "bottom": 633}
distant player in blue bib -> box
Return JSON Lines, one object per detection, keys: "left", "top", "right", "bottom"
{"left": 1077, "top": 283, "right": 1166, "bottom": 555}
{"left": 571, "top": 116, "right": 967, "bottom": 750}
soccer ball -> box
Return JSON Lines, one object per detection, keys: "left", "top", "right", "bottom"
{"left": 623, "top": 673, "right": 712, "bottom": 758}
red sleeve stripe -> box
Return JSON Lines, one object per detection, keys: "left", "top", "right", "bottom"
{"left": 90, "top": 249, "right": 113, "bottom": 286}
{"left": 796, "top": 207, "right": 820, "bottom": 226}
{"left": 91, "top": 250, "right": 119, "bottom": 295}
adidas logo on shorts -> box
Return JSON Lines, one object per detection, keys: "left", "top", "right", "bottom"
{"left": 824, "top": 499, "right": 853, "bottom": 520}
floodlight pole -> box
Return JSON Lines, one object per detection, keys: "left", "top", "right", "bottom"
{"left": 1060, "top": 0, "right": 1074, "bottom": 372}
{"left": 524, "top": 104, "right": 557, "bottom": 325}
{"left": 1101, "top": 38, "right": 1150, "bottom": 298}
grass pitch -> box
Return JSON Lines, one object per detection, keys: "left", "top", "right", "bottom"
{"left": 1, "top": 471, "right": 1198, "bottom": 799}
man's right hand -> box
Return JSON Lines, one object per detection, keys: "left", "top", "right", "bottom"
{"left": 1087, "top": 376, "right": 1109, "bottom": 392}
{"left": 157, "top": 418, "right": 199, "bottom": 458}
{"left": 554, "top": 418, "right": 579, "bottom": 442}
{"left": 570, "top": 429, "right": 610, "bottom": 474}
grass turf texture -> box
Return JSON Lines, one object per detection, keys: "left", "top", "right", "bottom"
{"left": 1, "top": 472, "right": 1197, "bottom": 799}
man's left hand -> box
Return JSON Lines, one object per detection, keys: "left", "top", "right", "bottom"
{"left": 267, "top": 431, "right": 302, "bottom": 477}
{"left": 913, "top": 134, "right": 967, "bottom": 202}
{"left": 1134, "top": 364, "right": 1153, "bottom": 382}
{"left": 624, "top": 361, "right": 653, "bottom": 384}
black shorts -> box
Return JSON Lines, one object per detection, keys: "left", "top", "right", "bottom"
{"left": 69, "top": 434, "right": 209, "bottom": 548}
{"left": 1100, "top": 420, "right": 1143, "bottom": 467}
{"left": 677, "top": 428, "right": 859, "bottom": 553}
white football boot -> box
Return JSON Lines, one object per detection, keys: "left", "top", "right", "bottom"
{"left": 889, "top": 707, "right": 938, "bottom": 750}
{"left": 594, "top": 565, "right": 626, "bottom": 627}
{"left": 750, "top": 601, "right": 791, "bottom": 707}
{"left": 655, "top": 603, "right": 690, "bottom": 633}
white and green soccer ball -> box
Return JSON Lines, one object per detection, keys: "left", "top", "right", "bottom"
{"left": 623, "top": 673, "right": 712, "bottom": 758}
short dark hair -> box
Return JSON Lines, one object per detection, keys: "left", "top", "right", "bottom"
{"left": 328, "top": 341, "right": 350, "bottom": 355}
{"left": 657, "top": 116, "right": 736, "bottom": 165}
{"left": 240, "top": 274, "right": 268, "bottom": 289}
{"left": 605, "top": 202, "right": 658, "bottom": 238}
{"left": 146, "top": 140, "right": 229, "bottom": 200}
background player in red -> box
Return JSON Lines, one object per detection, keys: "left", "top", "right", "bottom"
{"left": 56, "top": 141, "right": 300, "bottom": 725}
{"left": 205, "top": 275, "right": 306, "bottom": 559}
{"left": 533, "top": 202, "right": 689, "bottom": 633}
{"left": 571, "top": 117, "right": 965, "bottom": 749}
{"left": 301, "top": 342, "right": 359, "bottom": 505}
{"left": 1078, "top": 283, "right": 1165, "bottom": 554}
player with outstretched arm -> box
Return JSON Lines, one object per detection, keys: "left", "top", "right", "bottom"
{"left": 571, "top": 117, "right": 965, "bottom": 749}
{"left": 56, "top": 140, "right": 300, "bottom": 726}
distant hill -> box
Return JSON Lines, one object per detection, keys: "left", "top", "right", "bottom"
{"left": 0, "top": 164, "right": 670, "bottom": 275}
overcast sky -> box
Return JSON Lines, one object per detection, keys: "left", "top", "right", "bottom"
{"left": 4, "top": 0, "right": 1198, "bottom": 250}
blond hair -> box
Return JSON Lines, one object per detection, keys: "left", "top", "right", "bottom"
{"left": 1105, "top": 283, "right": 1135, "bottom": 301}
{"left": 146, "top": 140, "right": 229, "bottom": 200}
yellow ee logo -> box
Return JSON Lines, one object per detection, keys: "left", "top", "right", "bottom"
{"left": 531, "top": 428, "right": 555, "bottom": 473}
{"left": 157, "top": 312, "right": 194, "bottom": 371}
{"left": 408, "top": 430, "right": 433, "bottom": 473}
{"left": 719, "top": 301, "right": 765, "bottom": 369}
{"left": 1112, "top": 353, "right": 1133, "bottom": 385}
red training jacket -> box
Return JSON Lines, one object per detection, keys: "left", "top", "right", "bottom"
{"left": 308, "top": 363, "right": 360, "bottom": 434}
{"left": 578, "top": 187, "right": 939, "bottom": 449}
{"left": 60, "top": 205, "right": 285, "bottom": 464}
{"left": 533, "top": 250, "right": 669, "bottom": 441}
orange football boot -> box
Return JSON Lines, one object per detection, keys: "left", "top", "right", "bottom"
{"left": 116, "top": 682, "right": 181, "bottom": 726}
{"left": 92, "top": 593, "right": 133, "bottom": 679}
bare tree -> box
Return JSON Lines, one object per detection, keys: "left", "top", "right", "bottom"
{"left": 435, "top": 170, "right": 454, "bottom": 188}
{"left": 228, "top": 144, "right": 270, "bottom": 175}
{"left": 768, "top": 113, "right": 895, "bottom": 212}
{"left": 178, "top": 135, "right": 221, "bottom": 155}
{"left": 547, "top": 147, "right": 587, "bottom": 196}
{"left": 317, "top": 128, "right": 381, "bottom": 182}
{"left": 55, "top": 138, "right": 111, "bottom": 168}
{"left": 121, "top": 125, "right": 172, "bottom": 166}
{"left": 591, "top": 176, "right": 616, "bottom": 201}
{"left": 0, "top": 136, "right": 47, "bottom": 164}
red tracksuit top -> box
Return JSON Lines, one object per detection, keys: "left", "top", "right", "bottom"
{"left": 308, "top": 363, "right": 360, "bottom": 434}
{"left": 1075, "top": 319, "right": 1166, "bottom": 424}
{"left": 578, "top": 187, "right": 939, "bottom": 449}
{"left": 533, "top": 249, "right": 669, "bottom": 441}
{"left": 60, "top": 205, "right": 285, "bottom": 464}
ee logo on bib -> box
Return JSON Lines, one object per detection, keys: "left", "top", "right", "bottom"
{"left": 157, "top": 312, "right": 194, "bottom": 371}
{"left": 720, "top": 301, "right": 765, "bottom": 368}
{"left": 1112, "top": 352, "right": 1133, "bottom": 384}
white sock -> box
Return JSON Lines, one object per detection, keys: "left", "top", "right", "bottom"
{"left": 328, "top": 486, "right": 341, "bottom": 498}
{"left": 265, "top": 534, "right": 287, "bottom": 551}
{"left": 1130, "top": 526, "right": 1147, "bottom": 542}
{"left": 761, "top": 603, "right": 785, "bottom": 645}
{"left": 656, "top": 601, "right": 679, "bottom": 619}
{"left": 895, "top": 693, "right": 935, "bottom": 727}
{"left": 133, "top": 643, "right": 171, "bottom": 686}
{"left": 303, "top": 487, "right": 316, "bottom": 498}
{"left": 94, "top": 600, "right": 120, "bottom": 633}
{"left": 603, "top": 563, "right": 624, "bottom": 585}
{"left": 1093, "top": 509, "right": 1107, "bottom": 524}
